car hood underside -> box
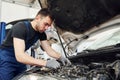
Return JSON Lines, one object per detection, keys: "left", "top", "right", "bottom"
{"left": 40, "top": 0, "right": 120, "bottom": 34}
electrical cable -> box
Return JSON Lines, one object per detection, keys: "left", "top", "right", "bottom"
{"left": 64, "top": 38, "right": 78, "bottom": 49}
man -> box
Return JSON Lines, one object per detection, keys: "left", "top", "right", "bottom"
{"left": 0, "top": 8, "right": 71, "bottom": 80}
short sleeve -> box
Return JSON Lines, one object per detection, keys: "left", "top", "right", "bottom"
{"left": 39, "top": 32, "right": 47, "bottom": 41}
{"left": 11, "top": 22, "right": 26, "bottom": 40}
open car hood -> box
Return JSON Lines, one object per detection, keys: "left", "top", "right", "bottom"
{"left": 4, "top": 1, "right": 120, "bottom": 80}
{"left": 39, "top": 0, "right": 120, "bottom": 34}
{"left": 11, "top": 10, "right": 120, "bottom": 80}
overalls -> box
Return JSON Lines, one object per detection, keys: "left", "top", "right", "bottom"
{"left": 0, "top": 21, "right": 39, "bottom": 80}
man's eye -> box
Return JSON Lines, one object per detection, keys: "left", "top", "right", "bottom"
{"left": 45, "top": 23, "right": 50, "bottom": 26}
{"left": 45, "top": 23, "right": 47, "bottom": 25}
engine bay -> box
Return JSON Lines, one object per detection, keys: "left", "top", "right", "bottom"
{"left": 13, "top": 45, "right": 120, "bottom": 80}
{"left": 13, "top": 60, "right": 120, "bottom": 80}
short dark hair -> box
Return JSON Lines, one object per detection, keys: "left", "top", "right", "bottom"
{"left": 36, "top": 8, "right": 54, "bottom": 21}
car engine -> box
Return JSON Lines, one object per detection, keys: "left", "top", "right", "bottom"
{"left": 12, "top": 45, "right": 120, "bottom": 80}
{"left": 13, "top": 60, "right": 120, "bottom": 80}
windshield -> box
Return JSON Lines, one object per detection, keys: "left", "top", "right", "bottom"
{"left": 77, "top": 26, "right": 120, "bottom": 52}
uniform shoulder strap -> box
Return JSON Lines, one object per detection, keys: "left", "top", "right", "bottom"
{"left": 24, "top": 21, "right": 30, "bottom": 41}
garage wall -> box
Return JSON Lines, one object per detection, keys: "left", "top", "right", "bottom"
{"left": 0, "top": 1, "right": 40, "bottom": 23}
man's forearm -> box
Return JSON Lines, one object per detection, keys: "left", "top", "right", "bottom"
{"left": 46, "top": 49, "right": 61, "bottom": 60}
{"left": 41, "top": 40, "right": 61, "bottom": 59}
{"left": 15, "top": 52, "right": 47, "bottom": 67}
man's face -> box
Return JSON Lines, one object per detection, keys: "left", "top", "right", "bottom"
{"left": 36, "top": 15, "right": 52, "bottom": 33}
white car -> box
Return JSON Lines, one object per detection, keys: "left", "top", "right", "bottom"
{"left": 3, "top": 0, "right": 120, "bottom": 80}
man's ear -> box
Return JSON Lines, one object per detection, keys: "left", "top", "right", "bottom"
{"left": 40, "top": 16, "right": 44, "bottom": 20}
{"left": 36, "top": 15, "right": 41, "bottom": 20}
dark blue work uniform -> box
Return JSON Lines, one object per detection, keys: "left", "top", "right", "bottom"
{"left": 0, "top": 21, "right": 47, "bottom": 80}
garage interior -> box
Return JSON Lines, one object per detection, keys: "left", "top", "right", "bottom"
{"left": 1, "top": 0, "right": 120, "bottom": 80}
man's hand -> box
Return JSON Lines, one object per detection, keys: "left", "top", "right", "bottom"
{"left": 46, "top": 59, "right": 60, "bottom": 69}
{"left": 59, "top": 56, "right": 71, "bottom": 66}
